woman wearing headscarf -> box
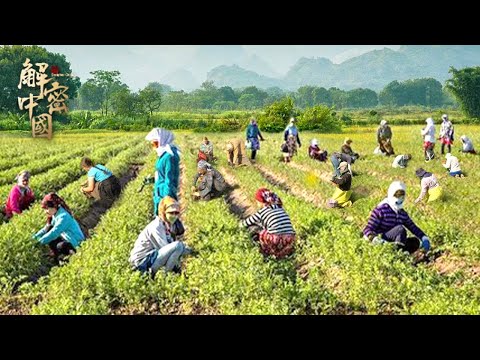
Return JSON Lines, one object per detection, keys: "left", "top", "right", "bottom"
{"left": 225, "top": 138, "right": 250, "bottom": 167}
{"left": 377, "top": 119, "right": 394, "bottom": 156}
{"left": 341, "top": 138, "right": 360, "bottom": 161}
{"left": 281, "top": 134, "right": 297, "bottom": 163}
{"left": 198, "top": 137, "right": 216, "bottom": 163}
{"left": 284, "top": 117, "right": 301, "bottom": 148}
{"left": 439, "top": 114, "right": 454, "bottom": 155}
{"left": 392, "top": 154, "right": 412, "bottom": 169}
{"left": 129, "top": 196, "right": 190, "bottom": 276}
{"left": 32, "top": 193, "right": 86, "bottom": 261}
{"left": 363, "top": 181, "right": 431, "bottom": 254}
{"left": 145, "top": 128, "right": 181, "bottom": 216}
{"left": 2, "top": 170, "right": 35, "bottom": 220}
{"left": 240, "top": 188, "right": 295, "bottom": 259}
{"left": 246, "top": 118, "right": 265, "bottom": 162}
{"left": 414, "top": 168, "right": 443, "bottom": 203}
{"left": 308, "top": 139, "right": 328, "bottom": 162}
{"left": 460, "top": 135, "right": 476, "bottom": 154}
{"left": 443, "top": 153, "right": 463, "bottom": 177}
{"left": 191, "top": 160, "right": 227, "bottom": 201}
{"left": 421, "top": 118, "right": 436, "bottom": 161}
{"left": 328, "top": 161, "right": 353, "bottom": 208}
{"left": 330, "top": 152, "right": 353, "bottom": 179}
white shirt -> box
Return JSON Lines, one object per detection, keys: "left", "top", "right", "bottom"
{"left": 444, "top": 156, "right": 461, "bottom": 173}
{"left": 421, "top": 124, "right": 436, "bottom": 143}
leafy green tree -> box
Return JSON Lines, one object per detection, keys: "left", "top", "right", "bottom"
{"left": 89, "top": 70, "right": 127, "bottom": 116}
{"left": 345, "top": 88, "right": 378, "bottom": 108}
{"left": 112, "top": 88, "right": 143, "bottom": 118}
{"left": 445, "top": 66, "right": 480, "bottom": 117}
{"left": 78, "top": 80, "right": 103, "bottom": 110}
{"left": 240, "top": 86, "right": 268, "bottom": 106}
{"left": 257, "top": 97, "right": 296, "bottom": 132}
{"left": 379, "top": 78, "right": 443, "bottom": 107}
{"left": 238, "top": 94, "right": 261, "bottom": 109}
{"left": 295, "top": 86, "right": 316, "bottom": 108}
{"left": 146, "top": 82, "right": 172, "bottom": 94}
{"left": 0, "top": 45, "right": 80, "bottom": 114}
{"left": 298, "top": 105, "right": 341, "bottom": 132}
{"left": 139, "top": 85, "right": 162, "bottom": 117}
{"left": 312, "top": 87, "right": 332, "bottom": 106}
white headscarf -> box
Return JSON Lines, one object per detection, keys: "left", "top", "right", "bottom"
{"left": 378, "top": 181, "right": 406, "bottom": 213}
{"left": 442, "top": 114, "right": 448, "bottom": 121}
{"left": 311, "top": 138, "right": 318, "bottom": 146}
{"left": 380, "top": 119, "right": 387, "bottom": 126}
{"left": 446, "top": 153, "right": 452, "bottom": 159}
{"left": 15, "top": 170, "right": 31, "bottom": 188}
{"left": 461, "top": 135, "right": 467, "bottom": 141}
{"left": 426, "top": 118, "right": 434, "bottom": 126}
{"left": 145, "top": 128, "right": 180, "bottom": 158}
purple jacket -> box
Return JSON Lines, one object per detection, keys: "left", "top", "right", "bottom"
{"left": 363, "top": 203, "right": 426, "bottom": 239}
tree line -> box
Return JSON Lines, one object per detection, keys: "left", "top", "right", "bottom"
{"left": 1, "top": 45, "right": 480, "bottom": 118}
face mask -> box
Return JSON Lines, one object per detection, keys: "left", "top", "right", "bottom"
{"left": 165, "top": 214, "right": 178, "bottom": 224}
{"left": 394, "top": 196, "right": 405, "bottom": 207}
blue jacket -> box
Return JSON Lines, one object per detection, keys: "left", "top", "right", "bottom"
{"left": 246, "top": 124, "right": 262, "bottom": 139}
{"left": 154, "top": 147, "right": 180, "bottom": 211}
{"left": 33, "top": 207, "right": 85, "bottom": 248}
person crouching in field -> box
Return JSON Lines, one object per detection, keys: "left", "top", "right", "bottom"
{"left": 341, "top": 138, "right": 360, "bottom": 161}
{"left": 1, "top": 170, "right": 35, "bottom": 221}
{"left": 392, "top": 154, "right": 412, "bottom": 169}
{"left": 225, "top": 138, "right": 250, "bottom": 167}
{"left": 198, "top": 137, "right": 216, "bottom": 163}
{"left": 281, "top": 135, "right": 297, "bottom": 163}
{"left": 129, "top": 196, "right": 192, "bottom": 276}
{"left": 460, "top": 135, "right": 476, "bottom": 155}
{"left": 33, "top": 193, "right": 86, "bottom": 263}
{"left": 192, "top": 160, "right": 227, "bottom": 201}
{"left": 414, "top": 168, "right": 443, "bottom": 204}
{"left": 330, "top": 152, "right": 353, "bottom": 180}
{"left": 80, "top": 157, "right": 121, "bottom": 203}
{"left": 240, "top": 188, "right": 295, "bottom": 259}
{"left": 363, "top": 181, "right": 431, "bottom": 254}
{"left": 377, "top": 119, "right": 395, "bottom": 156}
{"left": 443, "top": 153, "right": 464, "bottom": 177}
{"left": 308, "top": 138, "right": 328, "bottom": 162}
{"left": 328, "top": 162, "right": 353, "bottom": 208}
{"left": 421, "top": 117, "right": 436, "bottom": 162}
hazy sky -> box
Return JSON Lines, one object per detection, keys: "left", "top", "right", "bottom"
{"left": 41, "top": 45, "right": 401, "bottom": 90}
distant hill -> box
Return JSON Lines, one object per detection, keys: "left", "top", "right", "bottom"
{"left": 160, "top": 69, "right": 200, "bottom": 91}
{"left": 205, "top": 45, "right": 480, "bottom": 91}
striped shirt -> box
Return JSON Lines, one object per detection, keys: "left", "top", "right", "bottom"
{"left": 363, "top": 203, "right": 426, "bottom": 240}
{"left": 242, "top": 205, "right": 295, "bottom": 235}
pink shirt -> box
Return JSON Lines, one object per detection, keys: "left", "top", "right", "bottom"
{"left": 4, "top": 185, "right": 35, "bottom": 218}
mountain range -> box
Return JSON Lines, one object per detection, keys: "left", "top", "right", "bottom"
{"left": 175, "top": 45, "right": 480, "bottom": 91}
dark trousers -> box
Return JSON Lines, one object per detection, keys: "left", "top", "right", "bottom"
{"left": 49, "top": 238, "right": 76, "bottom": 257}
{"left": 251, "top": 150, "right": 257, "bottom": 160}
{"left": 383, "top": 225, "right": 420, "bottom": 254}
{"left": 441, "top": 143, "right": 451, "bottom": 154}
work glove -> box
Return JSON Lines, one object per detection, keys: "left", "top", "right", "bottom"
{"left": 143, "top": 175, "right": 154, "bottom": 186}
{"left": 421, "top": 236, "right": 431, "bottom": 252}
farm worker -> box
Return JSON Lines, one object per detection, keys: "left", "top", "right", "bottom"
{"left": 363, "top": 181, "right": 431, "bottom": 254}
{"left": 284, "top": 117, "right": 301, "bottom": 148}
{"left": 443, "top": 153, "right": 463, "bottom": 177}
{"left": 225, "top": 138, "right": 250, "bottom": 167}
{"left": 281, "top": 135, "right": 297, "bottom": 163}
{"left": 33, "top": 193, "right": 86, "bottom": 261}
{"left": 198, "top": 137, "right": 216, "bottom": 163}
{"left": 192, "top": 160, "right": 227, "bottom": 201}
{"left": 414, "top": 168, "right": 443, "bottom": 203}
{"left": 377, "top": 119, "right": 395, "bottom": 156}
{"left": 129, "top": 196, "right": 191, "bottom": 276}
{"left": 1, "top": 170, "right": 35, "bottom": 220}
{"left": 460, "top": 135, "right": 476, "bottom": 154}
{"left": 392, "top": 154, "right": 412, "bottom": 169}
{"left": 341, "top": 138, "right": 360, "bottom": 161}
{"left": 80, "top": 157, "right": 121, "bottom": 202}
{"left": 439, "top": 114, "right": 454, "bottom": 155}
{"left": 308, "top": 138, "right": 328, "bottom": 162}
{"left": 246, "top": 118, "right": 265, "bottom": 162}
{"left": 327, "top": 162, "right": 353, "bottom": 208}
{"left": 240, "top": 188, "right": 295, "bottom": 259}
{"left": 330, "top": 152, "right": 353, "bottom": 179}
{"left": 421, "top": 117, "right": 436, "bottom": 162}
{"left": 146, "top": 128, "right": 181, "bottom": 216}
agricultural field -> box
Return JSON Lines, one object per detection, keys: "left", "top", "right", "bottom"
{"left": 0, "top": 125, "right": 479, "bottom": 314}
